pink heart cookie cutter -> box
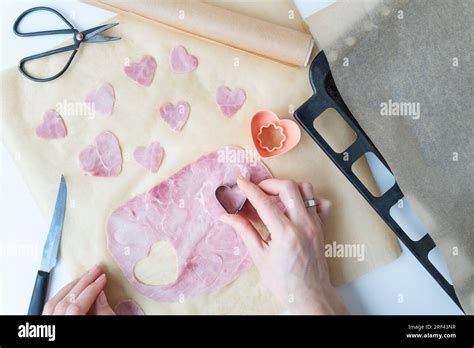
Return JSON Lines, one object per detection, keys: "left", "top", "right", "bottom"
{"left": 251, "top": 110, "right": 301, "bottom": 158}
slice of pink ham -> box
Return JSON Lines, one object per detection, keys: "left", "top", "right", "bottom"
{"left": 84, "top": 83, "right": 115, "bottom": 116}
{"left": 216, "top": 86, "right": 246, "bottom": 117}
{"left": 159, "top": 101, "right": 190, "bottom": 131}
{"left": 133, "top": 142, "right": 164, "bottom": 173}
{"left": 79, "top": 131, "right": 122, "bottom": 177}
{"left": 107, "top": 146, "right": 272, "bottom": 302}
{"left": 124, "top": 55, "right": 157, "bottom": 87}
{"left": 36, "top": 110, "right": 67, "bottom": 139}
{"left": 114, "top": 299, "right": 145, "bottom": 315}
{"left": 170, "top": 45, "right": 198, "bottom": 73}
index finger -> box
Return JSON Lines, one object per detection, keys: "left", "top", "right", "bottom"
{"left": 66, "top": 264, "right": 103, "bottom": 304}
{"left": 237, "top": 177, "right": 289, "bottom": 237}
{"left": 66, "top": 274, "right": 107, "bottom": 315}
{"left": 42, "top": 277, "right": 80, "bottom": 315}
{"left": 258, "top": 179, "right": 307, "bottom": 222}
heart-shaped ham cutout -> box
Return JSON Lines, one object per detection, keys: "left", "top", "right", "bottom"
{"left": 84, "top": 83, "right": 115, "bottom": 116}
{"left": 124, "top": 55, "right": 157, "bottom": 87}
{"left": 79, "top": 131, "right": 122, "bottom": 177}
{"left": 36, "top": 110, "right": 67, "bottom": 139}
{"left": 215, "top": 184, "right": 247, "bottom": 214}
{"left": 133, "top": 142, "right": 164, "bottom": 173}
{"left": 114, "top": 300, "right": 145, "bottom": 315}
{"left": 159, "top": 101, "right": 190, "bottom": 131}
{"left": 251, "top": 110, "right": 301, "bottom": 158}
{"left": 216, "top": 86, "right": 246, "bottom": 117}
{"left": 170, "top": 45, "right": 198, "bottom": 73}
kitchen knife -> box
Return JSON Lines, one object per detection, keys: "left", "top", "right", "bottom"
{"left": 27, "top": 175, "right": 67, "bottom": 315}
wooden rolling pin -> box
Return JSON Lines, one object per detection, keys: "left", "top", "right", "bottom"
{"left": 94, "top": 0, "right": 314, "bottom": 66}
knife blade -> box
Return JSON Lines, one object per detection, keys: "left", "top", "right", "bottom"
{"left": 27, "top": 175, "right": 67, "bottom": 315}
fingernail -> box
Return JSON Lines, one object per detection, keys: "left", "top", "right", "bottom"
{"left": 219, "top": 214, "right": 230, "bottom": 223}
{"left": 95, "top": 273, "right": 106, "bottom": 283}
{"left": 98, "top": 291, "right": 107, "bottom": 305}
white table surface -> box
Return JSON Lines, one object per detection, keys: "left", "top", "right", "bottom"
{"left": 0, "top": 0, "right": 463, "bottom": 315}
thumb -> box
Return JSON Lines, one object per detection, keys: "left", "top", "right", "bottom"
{"left": 220, "top": 214, "right": 265, "bottom": 260}
{"left": 91, "top": 291, "right": 116, "bottom": 315}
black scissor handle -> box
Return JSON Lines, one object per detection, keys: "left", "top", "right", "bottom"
{"left": 13, "top": 6, "right": 84, "bottom": 82}
{"left": 18, "top": 45, "right": 78, "bottom": 83}
{"left": 13, "top": 6, "right": 76, "bottom": 37}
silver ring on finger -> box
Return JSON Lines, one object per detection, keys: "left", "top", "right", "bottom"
{"left": 304, "top": 198, "right": 317, "bottom": 208}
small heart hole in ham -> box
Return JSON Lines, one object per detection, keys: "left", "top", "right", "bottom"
{"left": 215, "top": 185, "right": 247, "bottom": 214}
{"left": 134, "top": 240, "right": 178, "bottom": 286}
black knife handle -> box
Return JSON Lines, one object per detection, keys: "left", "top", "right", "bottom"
{"left": 27, "top": 270, "right": 50, "bottom": 315}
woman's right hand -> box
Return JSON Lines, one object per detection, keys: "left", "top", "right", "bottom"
{"left": 220, "top": 177, "right": 348, "bottom": 315}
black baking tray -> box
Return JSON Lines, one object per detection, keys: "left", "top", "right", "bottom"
{"left": 294, "top": 50, "right": 463, "bottom": 312}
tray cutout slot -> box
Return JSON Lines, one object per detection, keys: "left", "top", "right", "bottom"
{"left": 352, "top": 152, "right": 395, "bottom": 197}
{"left": 313, "top": 108, "right": 357, "bottom": 153}
{"left": 428, "top": 248, "right": 453, "bottom": 285}
{"left": 389, "top": 197, "right": 427, "bottom": 241}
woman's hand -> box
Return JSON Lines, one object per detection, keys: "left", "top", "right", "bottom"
{"left": 43, "top": 264, "right": 115, "bottom": 315}
{"left": 220, "top": 177, "right": 348, "bottom": 315}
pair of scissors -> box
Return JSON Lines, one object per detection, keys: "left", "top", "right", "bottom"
{"left": 13, "top": 6, "right": 121, "bottom": 82}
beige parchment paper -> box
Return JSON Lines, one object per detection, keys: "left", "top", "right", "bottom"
{"left": 305, "top": 0, "right": 473, "bottom": 313}
{"left": 0, "top": 0, "right": 400, "bottom": 314}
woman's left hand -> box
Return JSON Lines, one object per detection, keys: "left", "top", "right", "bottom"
{"left": 42, "top": 264, "right": 115, "bottom": 315}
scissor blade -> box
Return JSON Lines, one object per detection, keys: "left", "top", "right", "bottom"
{"left": 39, "top": 175, "right": 67, "bottom": 272}
{"left": 82, "top": 23, "right": 119, "bottom": 42}
{"left": 84, "top": 35, "right": 121, "bottom": 43}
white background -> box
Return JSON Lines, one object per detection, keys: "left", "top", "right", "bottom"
{"left": 0, "top": 0, "right": 464, "bottom": 315}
